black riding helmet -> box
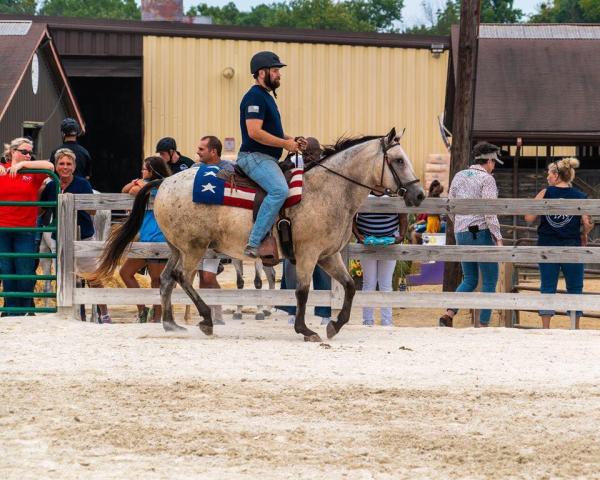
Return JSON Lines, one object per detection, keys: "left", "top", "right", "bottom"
{"left": 250, "top": 51, "right": 286, "bottom": 75}
{"left": 156, "top": 137, "right": 177, "bottom": 152}
{"left": 61, "top": 117, "right": 80, "bottom": 136}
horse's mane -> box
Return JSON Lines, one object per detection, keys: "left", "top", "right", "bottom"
{"left": 305, "top": 135, "right": 381, "bottom": 172}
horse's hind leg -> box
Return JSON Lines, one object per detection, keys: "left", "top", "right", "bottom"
{"left": 172, "top": 253, "right": 213, "bottom": 336}
{"left": 294, "top": 256, "right": 322, "bottom": 343}
{"left": 318, "top": 252, "right": 356, "bottom": 339}
{"left": 160, "top": 244, "right": 187, "bottom": 332}
{"left": 262, "top": 265, "right": 276, "bottom": 317}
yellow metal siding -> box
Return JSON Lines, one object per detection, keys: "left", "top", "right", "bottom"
{"left": 143, "top": 36, "right": 449, "bottom": 177}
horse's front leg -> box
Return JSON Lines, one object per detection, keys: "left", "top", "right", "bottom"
{"left": 318, "top": 252, "right": 356, "bottom": 339}
{"left": 294, "top": 258, "right": 322, "bottom": 343}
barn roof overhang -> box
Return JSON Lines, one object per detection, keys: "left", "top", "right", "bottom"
{"left": 445, "top": 24, "right": 600, "bottom": 147}
{"left": 0, "top": 20, "right": 85, "bottom": 131}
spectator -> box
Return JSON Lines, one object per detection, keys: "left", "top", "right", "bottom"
{"left": 353, "top": 199, "right": 408, "bottom": 326}
{"left": 0, "top": 138, "right": 54, "bottom": 316}
{"left": 524, "top": 158, "right": 593, "bottom": 329}
{"left": 120, "top": 156, "right": 171, "bottom": 323}
{"left": 40, "top": 149, "right": 111, "bottom": 323}
{"left": 410, "top": 180, "right": 445, "bottom": 244}
{"left": 279, "top": 261, "right": 332, "bottom": 326}
{"left": 196, "top": 136, "right": 234, "bottom": 325}
{"left": 49, "top": 118, "right": 92, "bottom": 180}
{"left": 439, "top": 142, "right": 503, "bottom": 328}
{"left": 155, "top": 137, "right": 194, "bottom": 174}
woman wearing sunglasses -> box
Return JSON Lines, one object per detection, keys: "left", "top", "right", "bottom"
{"left": 0, "top": 138, "right": 54, "bottom": 316}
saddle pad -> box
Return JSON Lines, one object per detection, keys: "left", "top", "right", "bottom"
{"left": 192, "top": 164, "right": 303, "bottom": 210}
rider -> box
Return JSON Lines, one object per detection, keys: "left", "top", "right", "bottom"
{"left": 238, "top": 51, "right": 304, "bottom": 258}
{"left": 50, "top": 118, "right": 92, "bottom": 180}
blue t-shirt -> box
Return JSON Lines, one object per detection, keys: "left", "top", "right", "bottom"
{"left": 139, "top": 189, "right": 166, "bottom": 242}
{"left": 538, "top": 185, "right": 587, "bottom": 246}
{"left": 239, "top": 85, "right": 284, "bottom": 159}
{"left": 41, "top": 177, "right": 95, "bottom": 240}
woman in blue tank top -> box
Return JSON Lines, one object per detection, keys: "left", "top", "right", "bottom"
{"left": 524, "top": 158, "right": 593, "bottom": 329}
{"left": 120, "top": 156, "right": 172, "bottom": 323}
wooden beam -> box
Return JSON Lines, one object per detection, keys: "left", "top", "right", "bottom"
{"left": 56, "top": 193, "right": 75, "bottom": 312}
{"left": 73, "top": 288, "right": 600, "bottom": 311}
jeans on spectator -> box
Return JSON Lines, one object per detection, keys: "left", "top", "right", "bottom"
{"left": 278, "top": 259, "right": 331, "bottom": 318}
{"left": 237, "top": 151, "right": 288, "bottom": 247}
{"left": 0, "top": 231, "right": 37, "bottom": 314}
{"left": 450, "top": 229, "right": 499, "bottom": 325}
{"left": 361, "top": 257, "right": 396, "bottom": 326}
{"left": 539, "top": 262, "right": 584, "bottom": 318}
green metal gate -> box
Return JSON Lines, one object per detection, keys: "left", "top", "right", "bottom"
{"left": 0, "top": 169, "right": 60, "bottom": 315}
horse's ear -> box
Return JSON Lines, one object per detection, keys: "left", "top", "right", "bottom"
{"left": 385, "top": 128, "right": 396, "bottom": 145}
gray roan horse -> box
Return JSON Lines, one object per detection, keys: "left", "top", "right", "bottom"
{"left": 92, "top": 128, "right": 424, "bottom": 342}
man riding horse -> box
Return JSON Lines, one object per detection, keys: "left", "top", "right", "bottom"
{"left": 237, "top": 51, "right": 306, "bottom": 258}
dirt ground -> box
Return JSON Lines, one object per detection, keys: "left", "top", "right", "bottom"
{"left": 2, "top": 263, "right": 599, "bottom": 479}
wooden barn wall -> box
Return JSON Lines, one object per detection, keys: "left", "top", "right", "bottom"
{"left": 143, "top": 36, "right": 449, "bottom": 177}
{"left": 0, "top": 46, "right": 69, "bottom": 160}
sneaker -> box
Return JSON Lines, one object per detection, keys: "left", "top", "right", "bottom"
{"left": 439, "top": 314, "right": 453, "bottom": 328}
{"left": 100, "top": 314, "right": 112, "bottom": 324}
{"left": 137, "top": 307, "right": 149, "bottom": 323}
{"left": 362, "top": 320, "right": 374, "bottom": 326}
{"left": 244, "top": 244, "right": 259, "bottom": 258}
{"left": 287, "top": 315, "right": 295, "bottom": 325}
{"left": 321, "top": 317, "right": 331, "bottom": 326}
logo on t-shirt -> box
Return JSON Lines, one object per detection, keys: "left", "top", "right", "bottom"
{"left": 248, "top": 105, "right": 260, "bottom": 113}
{"left": 21, "top": 175, "right": 33, "bottom": 182}
{"left": 545, "top": 214, "right": 573, "bottom": 229}
{"left": 179, "top": 164, "right": 188, "bottom": 171}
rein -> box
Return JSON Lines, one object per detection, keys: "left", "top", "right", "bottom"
{"left": 314, "top": 138, "right": 419, "bottom": 196}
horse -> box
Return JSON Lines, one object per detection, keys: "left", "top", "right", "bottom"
{"left": 92, "top": 128, "right": 424, "bottom": 342}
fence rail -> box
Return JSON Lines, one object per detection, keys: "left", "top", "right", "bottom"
{"left": 55, "top": 193, "right": 600, "bottom": 327}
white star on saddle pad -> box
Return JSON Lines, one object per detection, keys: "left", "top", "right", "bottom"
{"left": 201, "top": 183, "right": 217, "bottom": 193}
{"left": 203, "top": 171, "right": 217, "bottom": 177}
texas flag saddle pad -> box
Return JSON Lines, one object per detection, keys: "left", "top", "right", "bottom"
{"left": 192, "top": 164, "right": 303, "bottom": 210}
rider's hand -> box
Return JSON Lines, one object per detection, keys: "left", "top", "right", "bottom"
{"left": 581, "top": 233, "right": 588, "bottom": 247}
{"left": 296, "top": 136, "right": 308, "bottom": 151}
{"left": 283, "top": 138, "right": 299, "bottom": 153}
{"left": 495, "top": 239, "right": 503, "bottom": 247}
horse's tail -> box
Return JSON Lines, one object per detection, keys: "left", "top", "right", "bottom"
{"left": 88, "top": 179, "right": 164, "bottom": 282}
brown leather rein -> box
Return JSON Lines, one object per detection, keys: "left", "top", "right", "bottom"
{"left": 314, "top": 137, "right": 420, "bottom": 197}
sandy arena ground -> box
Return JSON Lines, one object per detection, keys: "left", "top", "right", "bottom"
{"left": 2, "top": 263, "right": 600, "bottom": 479}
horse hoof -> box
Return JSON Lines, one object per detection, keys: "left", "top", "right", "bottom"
{"left": 255, "top": 312, "right": 265, "bottom": 321}
{"left": 326, "top": 321, "right": 338, "bottom": 340}
{"left": 232, "top": 313, "right": 242, "bottom": 320}
{"left": 163, "top": 321, "right": 187, "bottom": 332}
{"left": 304, "top": 333, "right": 322, "bottom": 343}
{"left": 198, "top": 322, "right": 213, "bottom": 336}
{"left": 262, "top": 309, "right": 272, "bottom": 317}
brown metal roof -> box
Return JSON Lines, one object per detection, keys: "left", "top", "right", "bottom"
{"left": 0, "top": 20, "right": 84, "bottom": 129}
{"left": 447, "top": 24, "right": 600, "bottom": 145}
{"left": 0, "top": 13, "right": 449, "bottom": 53}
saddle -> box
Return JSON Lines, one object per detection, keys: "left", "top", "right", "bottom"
{"left": 216, "top": 156, "right": 297, "bottom": 266}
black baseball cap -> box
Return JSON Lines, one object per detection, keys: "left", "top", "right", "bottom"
{"left": 156, "top": 137, "right": 177, "bottom": 152}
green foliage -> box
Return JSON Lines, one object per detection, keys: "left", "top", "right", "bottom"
{"left": 38, "top": 0, "right": 140, "bottom": 20}
{"left": 0, "top": 0, "right": 37, "bottom": 14}
{"left": 407, "top": 0, "right": 522, "bottom": 35}
{"left": 530, "top": 0, "right": 600, "bottom": 23}
{"left": 187, "top": 0, "right": 404, "bottom": 33}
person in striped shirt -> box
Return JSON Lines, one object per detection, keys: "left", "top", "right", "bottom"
{"left": 352, "top": 197, "right": 408, "bottom": 326}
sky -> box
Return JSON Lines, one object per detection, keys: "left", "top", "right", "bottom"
{"left": 181, "top": 0, "right": 542, "bottom": 28}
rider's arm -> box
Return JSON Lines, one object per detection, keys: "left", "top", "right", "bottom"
{"left": 524, "top": 189, "right": 546, "bottom": 223}
{"left": 246, "top": 119, "right": 298, "bottom": 152}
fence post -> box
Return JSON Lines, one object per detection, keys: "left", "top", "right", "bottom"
{"left": 499, "top": 262, "right": 514, "bottom": 327}
{"left": 56, "top": 193, "right": 76, "bottom": 318}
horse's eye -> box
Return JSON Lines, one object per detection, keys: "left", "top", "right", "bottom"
{"left": 396, "top": 157, "right": 405, "bottom": 166}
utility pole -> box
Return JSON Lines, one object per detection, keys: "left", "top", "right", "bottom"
{"left": 442, "top": 0, "right": 482, "bottom": 293}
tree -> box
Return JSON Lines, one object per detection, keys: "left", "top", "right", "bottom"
{"left": 407, "top": 0, "right": 522, "bottom": 35}
{"left": 38, "top": 0, "right": 140, "bottom": 20}
{"left": 187, "top": 0, "right": 404, "bottom": 33}
{"left": 0, "top": 0, "right": 37, "bottom": 14}
{"left": 530, "top": 0, "right": 600, "bottom": 23}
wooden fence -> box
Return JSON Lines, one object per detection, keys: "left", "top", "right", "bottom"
{"left": 55, "top": 193, "right": 600, "bottom": 328}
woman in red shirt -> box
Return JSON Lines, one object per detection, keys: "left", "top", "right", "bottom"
{"left": 0, "top": 138, "right": 54, "bottom": 316}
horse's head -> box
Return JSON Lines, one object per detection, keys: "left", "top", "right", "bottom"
{"left": 379, "top": 128, "right": 425, "bottom": 207}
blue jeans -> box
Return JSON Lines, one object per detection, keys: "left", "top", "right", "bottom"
{"left": 278, "top": 259, "right": 332, "bottom": 318}
{"left": 451, "top": 229, "right": 499, "bottom": 324}
{"left": 539, "top": 262, "right": 584, "bottom": 317}
{"left": 237, "top": 151, "right": 288, "bottom": 247}
{"left": 0, "top": 231, "right": 37, "bottom": 314}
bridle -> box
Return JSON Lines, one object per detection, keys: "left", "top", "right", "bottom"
{"left": 314, "top": 137, "right": 420, "bottom": 197}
